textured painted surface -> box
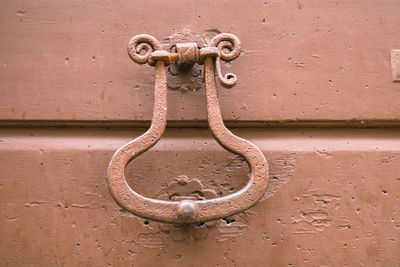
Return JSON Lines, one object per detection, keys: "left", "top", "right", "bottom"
{"left": 0, "top": 0, "right": 400, "bottom": 123}
{"left": 1, "top": 128, "right": 400, "bottom": 266}
{"left": 1, "top": 0, "right": 400, "bottom": 265}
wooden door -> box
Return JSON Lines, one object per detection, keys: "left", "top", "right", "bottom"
{"left": 1, "top": 1, "right": 400, "bottom": 266}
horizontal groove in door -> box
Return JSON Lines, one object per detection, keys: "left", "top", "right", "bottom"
{"left": 1, "top": 119, "right": 400, "bottom": 128}
{"left": 1, "top": 127, "right": 399, "bottom": 152}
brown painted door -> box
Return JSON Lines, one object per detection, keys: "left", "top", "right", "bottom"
{"left": 1, "top": 1, "right": 400, "bottom": 266}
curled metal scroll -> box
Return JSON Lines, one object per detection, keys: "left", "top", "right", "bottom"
{"left": 127, "top": 34, "right": 161, "bottom": 64}
{"left": 107, "top": 34, "right": 269, "bottom": 224}
{"left": 210, "top": 33, "right": 241, "bottom": 88}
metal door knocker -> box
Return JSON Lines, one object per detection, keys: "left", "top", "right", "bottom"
{"left": 107, "top": 33, "right": 269, "bottom": 224}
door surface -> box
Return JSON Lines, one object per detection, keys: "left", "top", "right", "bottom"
{"left": 1, "top": 1, "right": 400, "bottom": 266}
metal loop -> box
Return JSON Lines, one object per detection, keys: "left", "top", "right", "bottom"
{"left": 198, "top": 47, "right": 218, "bottom": 64}
{"left": 149, "top": 50, "right": 170, "bottom": 66}
{"left": 107, "top": 33, "right": 269, "bottom": 224}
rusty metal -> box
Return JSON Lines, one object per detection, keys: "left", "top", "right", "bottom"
{"left": 107, "top": 33, "right": 269, "bottom": 224}
{"left": 127, "top": 33, "right": 239, "bottom": 88}
{"left": 391, "top": 49, "right": 400, "bottom": 82}
{"left": 176, "top": 43, "right": 199, "bottom": 68}
{"left": 210, "top": 33, "right": 241, "bottom": 88}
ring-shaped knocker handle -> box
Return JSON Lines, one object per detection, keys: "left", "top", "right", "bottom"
{"left": 107, "top": 34, "right": 269, "bottom": 224}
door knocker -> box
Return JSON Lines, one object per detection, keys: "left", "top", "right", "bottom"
{"left": 107, "top": 33, "right": 269, "bottom": 224}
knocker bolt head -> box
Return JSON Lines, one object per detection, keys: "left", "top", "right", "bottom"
{"left": 177, "top": 200, "right": 197, "bottom": 222}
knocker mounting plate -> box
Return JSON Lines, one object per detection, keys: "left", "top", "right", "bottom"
{"left": 107, "top": 32, "right": 269, "bottom": 224}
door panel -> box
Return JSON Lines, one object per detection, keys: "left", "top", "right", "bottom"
{"left": 0, "top": 1, "right": 399, "bottom": 123}
{"left": 1, "top": 128, "right": 400, "bottom": 266}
